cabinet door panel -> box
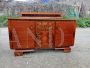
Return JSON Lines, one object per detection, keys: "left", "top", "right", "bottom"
{"left": 55, "top": 20, "right": 76, "bottom": 48}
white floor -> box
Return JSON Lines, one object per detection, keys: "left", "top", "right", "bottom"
{"left": 0, "top": 28, "right": 90, "bottom": 68}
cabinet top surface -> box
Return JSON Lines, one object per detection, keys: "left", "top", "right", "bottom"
{"left": 18, "top": 12, "right": 63, "bottom": 15}
{"left": 8, "top": 17, "right": 76, "bottom": 21}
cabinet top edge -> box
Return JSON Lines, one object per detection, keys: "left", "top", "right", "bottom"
{"left": 8, "top": 17, "right": 76, "bottom": 21}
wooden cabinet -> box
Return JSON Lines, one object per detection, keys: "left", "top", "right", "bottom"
{"left": 8, "top": 17, "right": 76, "bottom": 56}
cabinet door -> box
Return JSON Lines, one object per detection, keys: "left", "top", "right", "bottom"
{"left": 9, "top": 20, "right": 36, "bottom": 49}
{"left": 55, "top": 20, "right": 76, "bottom": 48}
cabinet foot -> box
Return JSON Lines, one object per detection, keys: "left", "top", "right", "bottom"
{"left": 64, "top": 47, "right": 71, "bottom": 53}
{"left": 14, "top": 50, "right": 23, "bottom": 56}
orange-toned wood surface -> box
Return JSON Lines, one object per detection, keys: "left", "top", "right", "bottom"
{"left": 35, "top": 21, "right": 55, "bottom": 48}
{"left": 8, "top": 17, "right": 76, "bottom": 56}
{"left": 55, "top": 20, "right": 76, "bottom": 48}
{"left": 19, "top": 12, "right": 64, "bottom": 17}
{"left": 8, "top": 19, "right": 36, "bottom": 49}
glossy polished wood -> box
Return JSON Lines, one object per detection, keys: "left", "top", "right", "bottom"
{"left": 8, "top": 17, "right": 76, "bottom": 56}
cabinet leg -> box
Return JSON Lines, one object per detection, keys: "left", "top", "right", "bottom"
{"left": 14, "top": 50, "right": 23, "bottom": 56}
{"left": 64, "top": 47, "right": 71, "bottom": 53}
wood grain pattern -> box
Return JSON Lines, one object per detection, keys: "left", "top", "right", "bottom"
{"left": 8, "top": 17, "right": 76, "bottom": 56}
